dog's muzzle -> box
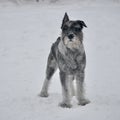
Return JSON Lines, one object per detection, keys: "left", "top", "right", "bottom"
{"left": 68, "top": 34, "right": 74, "bottom": 40}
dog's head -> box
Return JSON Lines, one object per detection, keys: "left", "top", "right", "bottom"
{"left": 61, "top": 13, "right": 87, "bottom": 50}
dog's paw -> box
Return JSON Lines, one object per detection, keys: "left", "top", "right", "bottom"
{"left": 59, "top": 102, "right": 72, "bottom": 108}
{"left": 78, "top": 99, "right": 90, "bottom": 106}
{"left": 39, "top": 91, "right": 49, "bottom": 97}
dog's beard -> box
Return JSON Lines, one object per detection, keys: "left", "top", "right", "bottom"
{"left": 63, "top": 36, "right": 81, "bottom": 50}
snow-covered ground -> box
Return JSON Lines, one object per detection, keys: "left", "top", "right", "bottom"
{"left": 0, "top": 1, "right": 120, "bottom": 120}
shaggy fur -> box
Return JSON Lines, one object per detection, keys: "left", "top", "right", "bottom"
{"left": 40, "top": 13, "right": 90, "bottom": 108}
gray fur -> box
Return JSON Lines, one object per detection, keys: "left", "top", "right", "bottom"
{"left": 40, "top": 13, "right": 90, "bottom": 108}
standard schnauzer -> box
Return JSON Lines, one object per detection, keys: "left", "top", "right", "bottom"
{"left": 40, "top": 13, "right": 90, "bottom": 108}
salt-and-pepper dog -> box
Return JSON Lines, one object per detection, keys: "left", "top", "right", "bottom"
{"left": 40, "top": 13, "right": 90, "bottom": 108}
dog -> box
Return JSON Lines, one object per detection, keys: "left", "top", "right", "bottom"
{"left": 40, "top": 13, "right": 90, "bottom": 108}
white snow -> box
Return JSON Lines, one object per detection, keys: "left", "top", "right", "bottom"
{"left": 0, "top": 1, "right": 120, "bottom": 120}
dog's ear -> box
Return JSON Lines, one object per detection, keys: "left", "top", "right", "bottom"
{"left": 61, "top": 12, "right": 69, "bottom": 29}
{"left": 77, "top": 20, "right": 87, "bottom": 28}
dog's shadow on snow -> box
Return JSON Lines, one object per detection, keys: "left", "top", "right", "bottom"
{"left": 37, "top": 93, "right": 84, "bottom": 109}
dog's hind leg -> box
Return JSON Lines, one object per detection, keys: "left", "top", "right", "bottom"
{"left": 40, "top": 51, "right": 57, "bottom": 97}
{"left": 76, "top": 72, "right": 90, "bottom": 106}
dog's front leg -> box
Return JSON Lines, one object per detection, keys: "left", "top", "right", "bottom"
{"left": 76, "top": 72, "right": 90, "bottom": 106}
{"left": 59, "top": 71, "right": 73, "bottom": 108}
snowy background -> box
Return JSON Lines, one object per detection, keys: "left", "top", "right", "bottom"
{"left": 0, "top": 0, "right": 120, "bottom": 120}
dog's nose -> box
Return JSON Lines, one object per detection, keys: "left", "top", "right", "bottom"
{"left": 68, "top": 34, "right": 74, "bottom": 40}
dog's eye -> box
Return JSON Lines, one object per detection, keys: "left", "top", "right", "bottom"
{"left": 63, "top": 26, "right": 68, "bottom": 31}
{"left": 74, "top": 27, "right": 81, "bottom": 32}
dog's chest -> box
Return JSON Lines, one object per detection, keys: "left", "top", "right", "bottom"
{"left": 57, "top": 49, "right": 85, "bottom": 74}
{"left": 51, "top": 38, "right": 86, "bottom": 74}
